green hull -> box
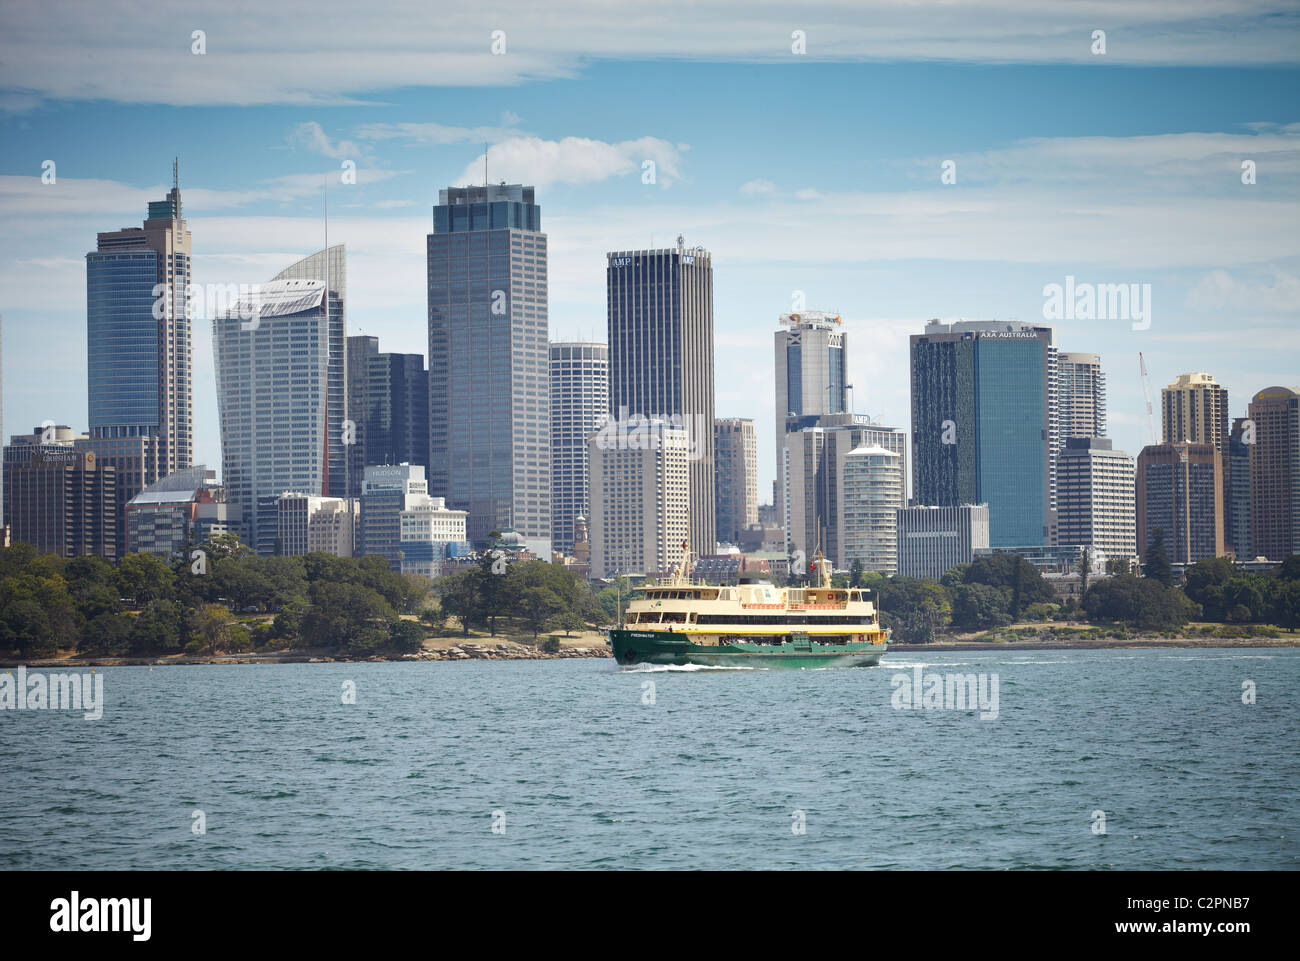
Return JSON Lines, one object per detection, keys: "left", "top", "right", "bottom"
{"left": 610, "top": 629, "right": 887, "bottom": 669}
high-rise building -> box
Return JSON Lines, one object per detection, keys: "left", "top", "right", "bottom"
{"left": 714, "top": 418, "right": 758, "bottom": 545}
{"left": 1162, "top": 372, "right": 1229, "bottom": 450}
{"left": 277, "top": 493, "right": 358, "bottom": 558}
{"left": 213, "top": 252, "right": 346, "bottom": 555}
{"left": 606, "top": 242, "right": 715, "bottom": 559}
{"left": 346, "top": 335, "right": 429, "bottom": 498}
{"left": 1057, "top": 353, "right": 1106, "bottom": 444}
{"left": 2, "top": 435, "right": 116, "bottom": 560}
{"left": 588, "top": 421, "right": 691, "bottom": 579}
{"left": 86, "top": 176, "right": 193, "bottom": 483}
{"left": 783, "top": 415, "right": 907, "bottom": 569}
{"left": 774, "top": 311, "right": 846, "bottom": 491}
{"left": 910, "top": 320, "right": 1057, "bottom": 548}
{"left": 1136, "top": 441, "right": 1225, "bottom": 564}
{"left": 427, "top": 184, "right": 550, "bottom": 555}
{"left": 896, "top": 504, "right": 991, "bottom": 581}
{"left": 549, "top": 342, "right": 608, "bottom": 557}
{"left": 1247, "top": 386, "right": 1300, "bottom": 562}
{"left": 360, "top": 463, "right": 467, "bottom": 577}
{"left": 1228, "top": 416, "right": 1253, "bottom": 560}
{"left": 840, "top": 444, "right": 904, "bottom": 573}
{"left": 1055, "top": 437, "right": 1136, "bottom": 560}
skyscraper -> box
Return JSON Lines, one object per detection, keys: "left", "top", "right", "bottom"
{"left": 213, "top": 252, "right": 346, "bottom": 555}
{"left": 427, "top": 184, "right": 550, "bottom": 554}
{"left": 347, "top": 334, "right": 429, "bottom": 498}
{"left": 86, "top": 174, "right": 193, "bottom": 480}
{"left": 714, "top": 417, "right": 758, "bottom": 545}
{"left": 774, "top": 311, "right": 847, "bottom": 490}
{"left": 3, "top": 429, "right": 116, "bottom": 560}
{"left": 910, "top": 320, "right": 1057, "bottom": 548}
{"left": 1162, "top": 372, "right": 1229, "bottom": 450}
{"left": 606, "top": 242, "right": 715, "bottom": 558}
{"left": 1136, "top": 441, "right": 1224, "bottom": 564}
{"left": 1228, "top": 416, "right": 1253, "bottom": 559}
{"left": 1057, "top": 352, "right": 1106, "bottom": 444}
{"left": 361, "top": 464, "right": 467, "bottom": 577}
{"left": 1247, "top": 386, "right": 1300, "bottom": 562}
{"left": 549, "top": 342, "right": 608, "bottom": 557}
{"left": 1055, "top": 437, "right": 1136, "bottom": 560}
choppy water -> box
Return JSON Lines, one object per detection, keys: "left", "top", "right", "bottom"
{"left": 2, "top": 648, "right": 1297, "bottom": 869}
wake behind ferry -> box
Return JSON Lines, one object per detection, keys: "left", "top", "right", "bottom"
{"left": 610, "top": 552, "right": 889, "bottom": 668}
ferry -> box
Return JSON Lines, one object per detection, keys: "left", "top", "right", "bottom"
{"left": 609, "top": 552, "right": 889, "bottom": 668}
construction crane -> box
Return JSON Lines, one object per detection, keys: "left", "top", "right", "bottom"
{"left": 1138, "top": 352, "right": 1158, "bottom": 445}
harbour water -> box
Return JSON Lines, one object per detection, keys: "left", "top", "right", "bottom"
{"left": 2, "top": 648, "right": 1297, "bottom": 869}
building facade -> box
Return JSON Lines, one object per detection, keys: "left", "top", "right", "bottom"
{"left": 588, "top": 422, "right": 691, "bottom": 579}
{"left": 1057, "top": 352, "right": 1106, "bottom": 444}
{"left": 774, "top": 311, "right": 846, "bottom": 495}
{"left": 606, "top": 243, "right": 715, "bottom": 559}
{"left": 714, "top": 417, "right": 758, "bottom": 545}
{"left": 896, "top": 504, "right": 991, "bottom": 581}
{"left": 910, "top": 320, "right": 1057, "bottom": 548}
{"left": 1054, "top": 437, "right": 1136, "bottom": 560}
{"left": 427, "top": 184, "right": 550, "bottom": 554}
{"left": 1247, "top": 386, "right": 1300, "bottom": 562}
{"left": 1228, "top": 416, "right": 1253, "bottom": 559}
{"left": 2, "top": 446, "right": 116, "bottom": 559}
{"left": 346, "top": 335, "right": 430, "bottom": 498}
{"left": 549, "top": 342, "right": 608, "bottom": 557}
{"left": 360, "top": 463, "right": 466, "bottom": 577}
{"left": 1136, "top": 441, "right": 1225, "bottom": 564}
{"left": 840, "top": 444, "right": 903, "bottom": 573}
{"left": 213, "top": 257, "right": 346, "bottom": 555}
{"left": 124, "top": 465, "right": 236, "bottom": 558}
{"left": 277, "top": 493, "right": 359, "bottom": 558}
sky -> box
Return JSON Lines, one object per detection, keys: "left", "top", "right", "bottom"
{"left": 1, "top": 0, "right": 1298, "bottom": 497}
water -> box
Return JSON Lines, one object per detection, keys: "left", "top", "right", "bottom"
{"left": 2, "top": 648, "right": 1297, "bottom": 869}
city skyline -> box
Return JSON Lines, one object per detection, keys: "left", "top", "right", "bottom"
{"left": 3, "top": 9, "right": 1297, "bottom": 498}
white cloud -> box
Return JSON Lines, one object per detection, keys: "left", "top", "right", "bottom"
{"left": 740, "top": 179, "right": 777, "bottom": 196}
{"left": 454, "top": 136, "right": 686, "bottom": 189}
{"left": 3, "top": 1, "right": 1298, "bottom": 108}
{"left": 288, "top": 121, "right": 363, "bottom": 160}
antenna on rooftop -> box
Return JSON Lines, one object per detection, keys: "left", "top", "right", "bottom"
{"left": 484, "top": 141, "right": 489, "bottom": 187}
{"left": 172, "top": 157, "right": 178, "bottom": 191}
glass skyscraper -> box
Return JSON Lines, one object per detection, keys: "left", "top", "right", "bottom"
{"left": 427, "top": 184, "right": 550, "bottom": 554}
{"left": 347, "top": 335, "right": 430, "bottom": 499}
{"left": 910, "top": 320, "right": 1056, "bottom": 547}
{"left": 606, "top": 243, "right": 716, "bottom": 559}
{"left": 549, "top": 342, "right": 608, "bottom": 557}
{"left": 213, "top": 249, "right": 346, "bottom": 554}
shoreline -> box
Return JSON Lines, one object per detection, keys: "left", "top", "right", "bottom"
{"left": 4, "top": 634, "right": 1297, "bottom": 667}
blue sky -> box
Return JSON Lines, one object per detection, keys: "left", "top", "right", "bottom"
{"left": 2, "top": 1, "right": 1298, "bottom": 493}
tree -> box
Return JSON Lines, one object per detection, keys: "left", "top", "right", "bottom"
{"left": 194, "top": 603, "right": 239, "bottom": 654}
{"left": 1143, "top": 529, "right": 1173, "bottom": 587}
{"left": 952, "top": 582, "right": 1011, "bottom": 630}
{"left": 437, "top": 571, "right": 480, "bottom": 635}
{"left": 546, "top": 611, "right": 587, "bottom": 637}
{"left": 1083, "top": 575, "right": 1195, "bottom": 630}
{"left": 849, "top": 559, "right": 865, "bottom": 589}
{"left": 1079, "top": 546, "right": 1091, "bottom": 599}
{"left": 115, "top": 552, "right": 177, "bottom": 607}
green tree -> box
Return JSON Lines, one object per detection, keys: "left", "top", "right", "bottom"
{"left": 115, "top": 552, "right": 177, "bottom": 607}
{"left": 1143, "top": 529, "right": 1173, "bottom": 587}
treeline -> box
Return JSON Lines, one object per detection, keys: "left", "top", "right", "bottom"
{"left": 433, "top": 547, "right": 605, "bottom": 638}
{"left": 844, "top": 544, "right": 1300, "bottom": 642}
{"left": 0, "top": 535, "right": 431, "bottom": 658}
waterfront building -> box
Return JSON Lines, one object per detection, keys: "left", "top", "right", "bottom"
{"left": 1247, "top": 386, "right": 1300, "bottom": 561}
{"left": 714, "top": 417, "right": 758, "bottom": 545}
{"left": 1136, "top": 441, "right": 1225, "bottom": 564}
{"left": 1055, "top": 437, "right": 1136, "bottom": 559}
{"left": 549, "top": 342, "right": 608, "bottom": 557}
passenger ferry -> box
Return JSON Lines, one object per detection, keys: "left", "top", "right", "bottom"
{"left": 609, "top": 552, "right": 889, "bottom": 668}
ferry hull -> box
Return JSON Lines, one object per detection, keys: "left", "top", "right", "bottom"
{"left": 610, "top": 629, "right": 887, "bottom": 669}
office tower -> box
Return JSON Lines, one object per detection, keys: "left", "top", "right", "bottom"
{"left": 86, "top": 176, "right": 192, "bottom": 479}
{"left": 213, "top": 251, "right": 346, "bottom": 554}
{"left": 0, "top": 312, "right": 4, "bottom": 535}
{"left": 360, "top": 464, "right": 466, "bottom": 577}
{"left": 1055, "top": 437, "right": 1136, "bottom": 560}
{"left": 2, "top": 429, "right": 116, "bottom": 559}
{"left": 549, "top": 342, "right": 609, "bottom": 557}
{"left": 1057, "top": 353, "right": 1106, "bottom": 443}
{"left": 910, "top": 320, "right": 1057, "bottom": 548}
{"left": 783, "top": 415, "right": 907, "bottom": 568}
{"left": 1136, "top": 441, "right": 1225, "bottom": 564}
{"left": 125, "top": 466, "right": 239, "bottom": 557}
{"left": 774, "top": 311, "right": 847, "bottom": 487}
{"left": 1228, "top": 416, "right": 1253, "bottom": 559}
{"left": 896, "top": 504, "right": 991, "bottom": 581}
{"left": 714, "top": 417, "right": 758, "bottom": 545}
{"left": 840, "top": 443, "right": 904, "bottom": 573}
{"left": 277, "top": 493, "right": 358, "bottom": 558}
{"left": 606, "top": 241, "right": 715, "bottom": 558}
{"left": 427, "top": 184, "right": 550, "bottom": 554}
{"left": 347, "top": 335, "right": 430, "bottom": 498}
{"left": 588, "top": 421, "right": 691, "bottom": 579}
{"left": 1162, "top": 372, "right": 1229, "bottom": 450}
{"left": 1247, "top": 386, "right": 1300, "bottom": 561}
